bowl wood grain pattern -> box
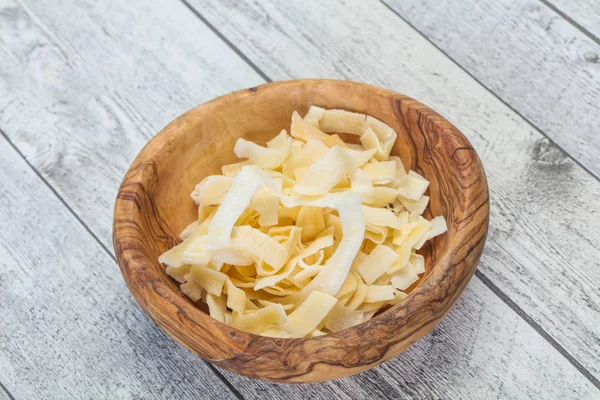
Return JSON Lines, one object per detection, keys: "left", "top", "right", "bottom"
{"left": 113, "top": 79, "right": 489, "bottom": 383}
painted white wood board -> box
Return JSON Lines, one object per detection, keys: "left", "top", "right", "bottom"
{"left": 547, "top": 0, "right": 600, "bottom": 42}
{"left": 0, "top": 138, "right": 239, "bottom": 399}
{"left": 382, "top": 0, "right": 600, "bottom": 178}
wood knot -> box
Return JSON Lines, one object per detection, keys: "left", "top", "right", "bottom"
{"left": 452, "top": 146, "right": 474, "bottom": 166}
{"left": 584, "top": 52, "right": 599, "bottom": 63}
{"left": 229, "top": 331, "right": 237, "bottom": 338}
{"left": 531, "top": 138, "right": 571, "bottom": 170}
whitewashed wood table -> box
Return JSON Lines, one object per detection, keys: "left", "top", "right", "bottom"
{"left": 1, "top": 0, "right": 599, "bottom": 398}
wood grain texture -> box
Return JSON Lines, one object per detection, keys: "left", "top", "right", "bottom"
{"left": 113, "top": 79, "right": 489, "bottom": 382}
{"left": 0, "top": 385, "right": 11, "bottom": 400}
{"left": 3, "top": 120, "right": 597, "bottom": 398}
{"left": 218, "top": 278, "right": 600, "bottom": 399}
{"left": 547, "top": 0, "right": 600, "bottom": 41}
{"left": 0, "top": 0, "right": 598, "bottom": 396}
{"left": 0, "top": 138, "right": 239, "bottom": 399}
{"left": 186, "top": 0, "right": 600, "bottom": 382}
{"left": 382, "top": 0, "right": 600, "bottom": 177}
{"left": 0, "top": 0, "right": 253, "bottom": 398}
{"left": 0, "top": 0, "right": 264, "bottom": 246}
{"left": 0, "top": 0, "right": 494, "bottom": 396}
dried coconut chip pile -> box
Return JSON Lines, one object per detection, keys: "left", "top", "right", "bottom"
{"left": 158, "top": 106, "right": 447, "bottom": 338}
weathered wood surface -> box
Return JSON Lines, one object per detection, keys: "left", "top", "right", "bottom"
{"left": 1, "top": 131, "right": 597, "bottom": 398}
{"left": 0, "top": 385, "right": 11, "bottom": 400}
{"left": 0, "top": 137, "right": 239, "bottom": 398}
{"left": 220, "top": 278, "right": 600, "bottom": 399}
{"left": 0, "top": 0, "right": 599, "bottom": 397}
{"left": 382, "top": 0, "right": 600, "bottom": 178}
{"left": 547, "top": 0, "right": 600, "bottom": 41}
{"left": 0, "top": 0, "right": 264, "bottom": 246}
{"left": 185, "top": 0, "right": 600, "bottom": 383}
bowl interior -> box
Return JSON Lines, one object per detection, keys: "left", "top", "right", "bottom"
{"left": 114, "top": 79, "right": 488, "bottom": 382}
{"left": 152, "top": 82, "right": 449, "bottom": 277}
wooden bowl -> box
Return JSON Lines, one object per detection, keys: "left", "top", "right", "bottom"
{"left": 113, "top": 79, "right": 489, "bottom": 383}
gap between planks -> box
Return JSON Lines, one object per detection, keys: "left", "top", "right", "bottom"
{"left": 539, "top": 0, "right": 600, "bottom": 45}
{"left": 179, "top": 0, "right": 600, "bottom": 390}
{"left": 378, "top": 0, "right": 600, "bottom": 183}
{"left": 475, "top": 271, "right": 600, "bottom": 389}
{"left": 0, "top": 381, "right": 15, "bottom": 400}
{"left": 180, "top": 0, "right": 271, "bottom": 83}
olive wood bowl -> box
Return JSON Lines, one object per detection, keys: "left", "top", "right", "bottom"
{"left": 113, "top": 79, "right": 489, "bottom": 383}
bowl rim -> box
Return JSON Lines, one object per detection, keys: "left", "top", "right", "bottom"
{"left": 113, "top": 79, "right": 489, "bottom": 382}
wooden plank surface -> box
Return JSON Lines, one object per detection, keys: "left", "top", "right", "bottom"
{"left": 0, "top": 0, "right": 598, "bottom": 398}
{"left": 0, "top": 385, "right": 11, "bottom": 400}
{"left": 386, "top": 0, "right": 600, "bottom": 178}
{"left": 186, "top": 0, "right": 600, "bottom": 383}
{"left": 0, "top": 0, "right": 251, "bottom": 398}
{"left": 218, "top": 278, "right": 599, "bottom": 399}
{"left": 546, "top": 0, "right": 600, "bottom": 41}
{"left": 0, "top": 137, "right": 238, "bottom": 399}
{"left": 0, "top": 132, "right": 597, "bottom": 400}
{"left": 0, "top": 0, "right": 264, "bottom": 245}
